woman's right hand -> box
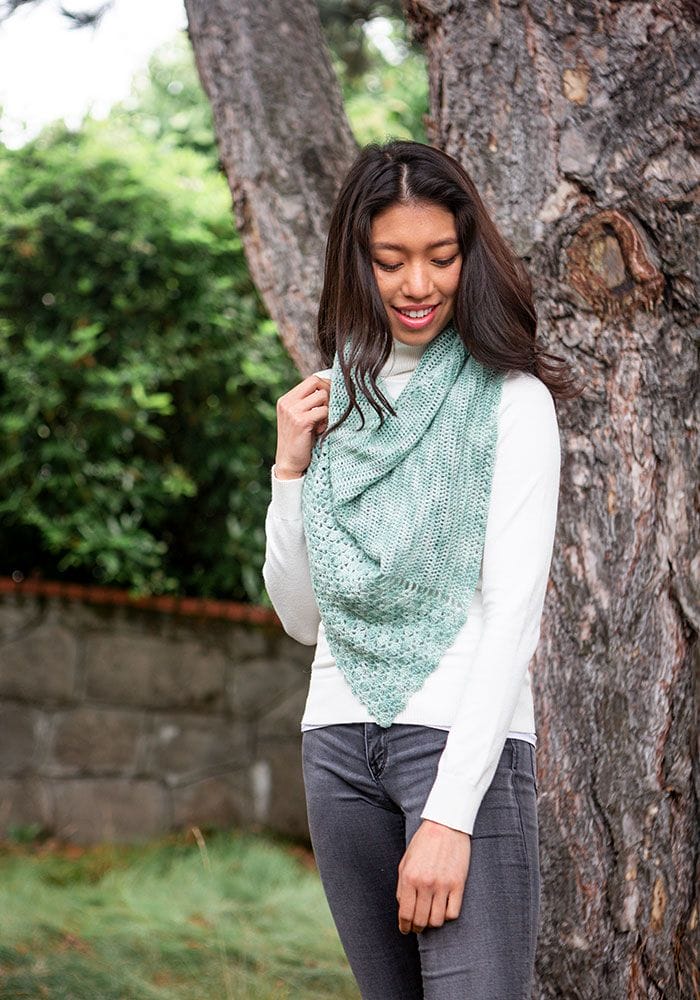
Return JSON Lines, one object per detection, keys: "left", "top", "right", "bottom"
{"left": 274, "top": 374, "right": 331, "bottom": 479}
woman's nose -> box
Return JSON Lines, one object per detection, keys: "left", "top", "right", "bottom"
{"left": 401, "top": 263, "right": 434, "bottom": 300}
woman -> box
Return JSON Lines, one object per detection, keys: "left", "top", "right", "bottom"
{"left": 262, "top": 140, "right": 576, "bottom": 1000}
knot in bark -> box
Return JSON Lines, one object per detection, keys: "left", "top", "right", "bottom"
{"left": 566, "top": 210, "right": 664, "bottom": 319}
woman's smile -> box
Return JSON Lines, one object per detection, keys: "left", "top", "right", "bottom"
{"left": 392, "top": 303, "right": 440, "bottom": 330}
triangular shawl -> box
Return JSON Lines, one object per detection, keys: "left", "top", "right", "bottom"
{"left": 301, "top": 321, "right": 505, "bottom": 727}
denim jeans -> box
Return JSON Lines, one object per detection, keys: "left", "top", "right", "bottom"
{"left": 301, "top": 723, "right": 540, "bottom": 1000}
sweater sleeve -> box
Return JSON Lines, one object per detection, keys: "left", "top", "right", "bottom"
{"left": 262, "top": 465, "right": 322, "bottom": 646}
{"left": 419, "top": 372, "right": 561, "bottom": 835}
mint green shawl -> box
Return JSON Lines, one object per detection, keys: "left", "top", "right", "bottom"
{"left": 301, "top": 321, "right": 504, "bottom": 727}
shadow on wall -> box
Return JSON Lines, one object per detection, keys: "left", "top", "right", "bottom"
{"left": 0, "top": 579, "right": 312, "bottom": 845}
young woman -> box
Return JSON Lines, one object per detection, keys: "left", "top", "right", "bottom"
{"left": 262, "top": 140, "right": 576, "bottom": 1000}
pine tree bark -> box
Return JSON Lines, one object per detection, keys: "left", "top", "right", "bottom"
{"left": 185, "top": 1, "right": 699, "bottom": 995}
{"left": 183, "top": 0, "right": 357, "bottom": 374}
{"left": 402, "top": 1, "right": 699, "bottom": 996}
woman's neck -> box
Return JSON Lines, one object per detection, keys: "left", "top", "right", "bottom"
{"left": 380, "top": 336, "right": 428, "bottom": 378}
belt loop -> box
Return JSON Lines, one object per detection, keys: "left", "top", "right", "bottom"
{"left": 511, "top": 737, "right": 519, "bottom": 771}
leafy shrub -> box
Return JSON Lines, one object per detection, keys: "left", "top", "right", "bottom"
{"left": 0, "top": 121, "right": 297, "bottom": 601}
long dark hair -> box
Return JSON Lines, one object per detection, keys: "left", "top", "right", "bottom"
{"left": 315, "top": 140, "right": 579, "bottom": 443}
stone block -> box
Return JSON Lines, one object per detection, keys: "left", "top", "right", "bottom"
{"left": 0, "top": 623, "right": 77, "bottom": 702}
{"left": 257, "top": 686, "right": 309, "bottom": 738}
{"left": 50, "top": 706, "right": 145, "bottom": 775}
{"left": 225, "top": 623, "right": 269, "bottom": 663}
{"left": 0, "top": 777, "right": 52, "bottom": 836}
{"left": 52, "top": 777, "right": 168, "bottom": 844}
{"left": 0, "top": 704, "right": 42, "bottom": 775}
{"left": 84, "top": 633, "right": 226, "bottom": 711}
{"left": 171, "top": 774, "right": 247, "bottom": 831}
{"left": 143, "top": 713, "right": 249, "bottom": 784}
{"left": 0, "top": 598, "right": 43, "bottom": 640}
{"left": 49, "top": 597, "right": 123, "bottom": 632}
{"left": 251, "top": 737, "right": 308, "bottom": 840}
{"left": 270, "top": 630, "right": 318, "bottom": 667}
{"left": 227, "top": 656, "right": 307, "bottom": 719}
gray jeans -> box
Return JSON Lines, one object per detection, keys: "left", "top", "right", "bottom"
{"left": 301, "top": 723, "right": 540, "bottom": 1000}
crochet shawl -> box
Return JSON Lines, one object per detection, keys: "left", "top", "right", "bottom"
{"left": 301, "top": 321, "right": 505, "bottom": 728}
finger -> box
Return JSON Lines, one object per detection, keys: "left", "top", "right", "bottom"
{"left": 307, "top": 403, "right": 328, "bottom": 426}
{"left": 300, "top": 386, "right": 330, "bottom": 409}
{"left": 410, "top": 889, "right": 432, "bottom": 935}
{"left": 397, "top": 883, "right": 417, "bottom": 936}
{"left": 445, "top": 887, "right": 464, "bottom": 921}
{"left": 303, "top": 375, "right": 331, "bottom": 397}
{"left": 286, "top": 376, "right": 330, "bottom": 404}
{"left": 304, "top": 392, "right": 330, "bottom": 422}
{"left": 426, "top": 890, "right": 449, "bottom": 929}
{"left": 280, "top": 397, "right": 327, "bottom": 429}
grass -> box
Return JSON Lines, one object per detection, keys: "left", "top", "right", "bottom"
{"left": 0, "top": 826, "right": 358, "bottom": 999}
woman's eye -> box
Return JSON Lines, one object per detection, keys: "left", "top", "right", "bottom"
{"left": 373, "top": 255, "right": 459, "bottom": 272}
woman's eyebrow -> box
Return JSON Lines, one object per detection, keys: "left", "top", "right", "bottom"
{"left": 371, "top": 238, "right": 459, "bottom": 251}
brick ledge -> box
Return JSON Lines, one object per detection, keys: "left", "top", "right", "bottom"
{"left": 0, "top": 577, "right": 280, "bottom": 626}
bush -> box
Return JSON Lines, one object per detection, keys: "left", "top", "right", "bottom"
{"left": 0, "top": 121, "right": 298, "bottom": 601}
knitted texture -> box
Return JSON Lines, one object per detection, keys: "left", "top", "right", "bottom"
{"left": 301, "top": 322, "right": 505, "bottom": 727}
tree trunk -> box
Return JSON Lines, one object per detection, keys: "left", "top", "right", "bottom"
{"left": 183, "top": 0, "right": 357, "bottom": 374}
{"left": 185, "top": 0, "right": 699, "bottom": 994}
{"left": 402, "top": 1, "right": 699, "bottom": 996}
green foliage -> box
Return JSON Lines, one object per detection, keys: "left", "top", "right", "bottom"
{"left": 0, "top": 829, "right": 357, "bottom": 999}
{"left": 333, "top": 16, "right": 429, "bottom": 144}
{"left": 0, "top": 120, "right": 298, "bottom": 600}
{"left": 318, "top": 0, "right": 406, "bottom": 78}
{"left": 110, "top": 33, "right": 219, "bottom": 161}
{"left": 4, "top": 822, "right": 47, "bottom": 844}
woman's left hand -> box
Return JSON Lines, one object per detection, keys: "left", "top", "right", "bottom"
{"left": 396, "top": 819, "right": 471, "bottom": 934}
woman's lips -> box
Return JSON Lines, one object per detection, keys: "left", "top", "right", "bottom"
{"left": 391, "top": 304, "right": 439, "bottom": 330}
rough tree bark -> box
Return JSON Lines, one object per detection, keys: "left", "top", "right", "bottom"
{"left": 184, "top": 0, "right": 358, "bottom": 374}
{"left": 185, "top": 1, "right": 699, "bottom": 996}
{"left": 402, "top": 1, "right": 699, "bottom": 997}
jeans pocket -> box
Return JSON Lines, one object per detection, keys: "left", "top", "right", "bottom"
{"left": 517, "top": 740, "right": 538, "bottom": 797}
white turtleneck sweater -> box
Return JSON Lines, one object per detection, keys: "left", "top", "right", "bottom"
{"left": 262, "top": 335, "right": 561, "bottom": 835}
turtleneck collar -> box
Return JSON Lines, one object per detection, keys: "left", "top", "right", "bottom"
{"left": 379, "top": 336, "right": 429, "bottom": 378}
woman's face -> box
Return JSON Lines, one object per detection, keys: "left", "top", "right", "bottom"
{"left": 370, "top": 200, "right": 462, "bottom": 347}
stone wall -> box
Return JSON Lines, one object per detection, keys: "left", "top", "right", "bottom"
{"left": 0, "top": 580, "right": 313, "bottom": 844}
